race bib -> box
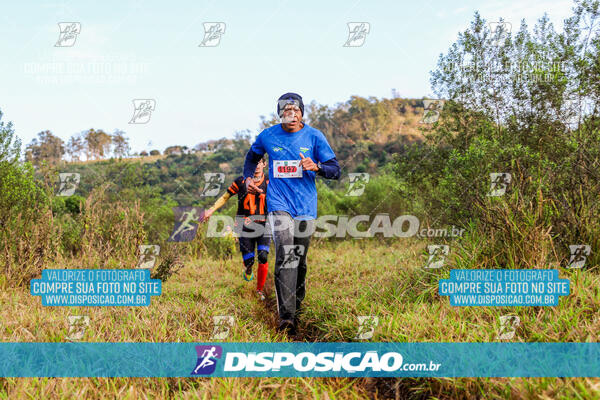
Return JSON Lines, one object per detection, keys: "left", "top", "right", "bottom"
{"left": 273, "top": 160, "right": 303, "bottom": 178}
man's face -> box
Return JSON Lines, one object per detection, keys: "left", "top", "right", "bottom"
{"left": 280, "top": 103, "right": 302, "bottom": 129}
{"left": 255, "top": 159, "right": 266, "bottom": 174}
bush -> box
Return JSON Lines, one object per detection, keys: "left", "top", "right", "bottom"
{"left": 0, "top": 110, "right": 58, "bottom": 286}
{"left": 394, "top": 5, "right": 600, "bottom": 267}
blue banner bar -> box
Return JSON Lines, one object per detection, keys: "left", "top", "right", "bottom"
{"left": 30, "top": 269, "right": 161, "bottom": 306}
{"left": 439, "top": 269, "right": 570, "bottom": 306}
{"left": 0, "top": 343, "right": 599, "bottom": 377}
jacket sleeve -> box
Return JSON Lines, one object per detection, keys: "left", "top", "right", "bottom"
{"left": 243, "top": 150, "right": 264, "bottom": 179}
{"left": 207, "top": 192, "right": 231, "bottom": 213}
{"left": 227, "top": 176, "right": 244, "bottom": 195}
{"left": 317, "top": 157, "right": 341, "bottom": 180}
{"left": 244, "top": 133, "right": 266, "bottom": 179}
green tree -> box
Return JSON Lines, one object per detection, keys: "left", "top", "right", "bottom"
{"left": 66, "top": 134, "right": 84, "bottom": 161}
{"left": 84, "top": 128, "right": 112, "bottom": 159}
{"left": 0, "top": 110, "right": 46, "bottom": 226}
{"left": 111, "top": 129, "right": 130, "bottom": 158}
{"left": 259, "top": 113, "right": 280, "bottom": 130}
{"left": 164, "top": 145, "right": 183, "bottom": 155}
{"left": 396, "top": 0, "right": 600, "bottom": 266}
{"left": 0, "top": 109, "right": 20, "bottom": 165}
{"left": 25, "top": 130, "right": 65, "bottom": 166}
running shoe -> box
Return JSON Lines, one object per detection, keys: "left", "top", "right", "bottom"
{"left": 277, "top": 319, "right": 296, "bottom": 335}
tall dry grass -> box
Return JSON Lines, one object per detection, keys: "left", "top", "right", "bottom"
{"left": 78, "top": 184, "right": 146, "bottom": 268}
{"left": 0, "top": 207, "right": 62, "bottom": 288}
{"left": 1, "top": 183, "right": 151, "bottom": 287}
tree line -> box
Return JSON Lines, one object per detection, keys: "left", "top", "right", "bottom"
{"left": 22, "top": 128, "right": 244, "bottom": 166}
{"left": 25, "top": 129, "right": 131, "bottom": 165}
{"left": 23, "top": 97, "right": 427, "bottom": 167}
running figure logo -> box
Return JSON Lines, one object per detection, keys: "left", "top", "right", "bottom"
{"left": 137, "top": 245, "right": 160, "bottom": 269}
{"left": 487, "top": 172, "right": 512, "bottom": 197}
{"left": 57, "top": 173, "right": 80, "bottom": 196}
{"left": 168, "top": 207, "right": 205, "bottom": 242}
{"left": 55, "top": 22, "right": 81, "bottom": 47}
{"left": 355, "top": 316, "right": 379, "bottom": 340}
{"left": 211, "top": 315, "right": 234, "bottom": 340}
{"left": 344, "top": 22, "right": 370, "bottom": 47}
{"left": 346, "top": 173, "right": 370, "bottom": 196}
{"left": 489, "top": 21, "right": 512, "bottom": 46}
{"left": 65, "top": 315, "right": 89, "bottom": 341}
{"left": 200, "top": 173, "right": 225, "bottom": 197}
{"left": 496, "top": 315, "right": 520, "bottom": 340}
{"left": 191, "top": 345, "right": 223, "bottom": 375}
{"left": 199, "top": 22, "right": 226, "bottom": 47}
{"left": 568, "top": 244, "right": 591, "bottom": 269}
{"left": 281, "top": 245, "right": 305, "bottom": 269}
{"left": 129, "top": 99, "right": 156, "bottom": 124}
{"left": 424, "top": 245, "right": 449, "bottom": 269}
{"left": 420, "top": 100, "right": 445, "bottom": 124}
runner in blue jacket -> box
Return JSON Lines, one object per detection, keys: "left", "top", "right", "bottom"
{"left": 243, "top": 92, "right": 341, "bottom": 335}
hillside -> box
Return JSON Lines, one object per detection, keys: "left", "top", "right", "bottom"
{"left": 47, "top": 96, "right": 429, "bottom": 207}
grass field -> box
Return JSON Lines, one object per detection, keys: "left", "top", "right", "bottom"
{"left": 1, "top": 238, "right": 600, "bottom": 399}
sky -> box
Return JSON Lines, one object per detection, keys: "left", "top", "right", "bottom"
{"left": 0, "top": 0, "right": 574, "bottom": 153}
